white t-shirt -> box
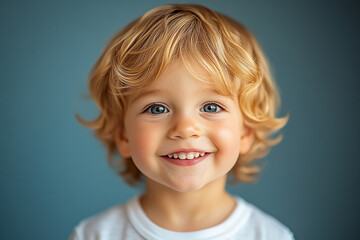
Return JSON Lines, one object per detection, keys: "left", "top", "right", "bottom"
{"left": 70, "top": 196, "right": 294, "bottom": 240}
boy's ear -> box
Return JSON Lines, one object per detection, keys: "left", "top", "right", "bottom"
{"left": 114, "top": 127, "right": 131, "bottom": 158}
{"left": 239, "top": 125, "right": 255, "bottom": 154}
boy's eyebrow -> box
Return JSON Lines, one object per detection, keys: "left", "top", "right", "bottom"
{"left": 130, "top": 89, "right": 166, "bottom": 103}
{"left": 130, "top": 87, "right": 230, "bottom": 103}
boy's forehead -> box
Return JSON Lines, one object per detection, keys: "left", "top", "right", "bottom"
{"left": 129, "top": 61, "right": 208, "bottom": 98}
{"left": 125, "top": 60, "right": 236, "bottom": 104}
{"left": 128, "top": 78, "right": 221, "bottom": 104}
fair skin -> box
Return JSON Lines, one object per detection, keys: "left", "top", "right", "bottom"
{"left": 115, "top": 61, "right": 254, "bottom": 231}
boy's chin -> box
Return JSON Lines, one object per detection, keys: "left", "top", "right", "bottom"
{"left": 149, "top": 177, "right": 209, "bottom": 193}
{"left": 162, "top": 177, "right": 224, "bottom": 193}
{"left": 167, "top": 183, "right": 206, "bottom": 193}
{"left": 145, "top": 174, "right": 227, "bottom": 193}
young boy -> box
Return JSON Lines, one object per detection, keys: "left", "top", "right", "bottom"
{"left": 71, "top": 4, "right": 293, "bottom": 240}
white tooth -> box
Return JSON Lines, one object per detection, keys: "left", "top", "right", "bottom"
{"left": 187, "top": 152, "right": 194, "bottom": 159}
{"left": 173, "top": 153, "right": 178, "bottom": 159}
{"left": 200, "top": 152, "right": 205, "bottom": 157}
{"left": 179, "top": 153, "right": 186, "bottom": 159}
{"left": 168, "top": 154, "right": 173, "bottom": 158}
{"left": 194, "top": 152, "right": 200, "bottom": 158}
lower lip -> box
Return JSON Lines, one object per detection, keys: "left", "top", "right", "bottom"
{"left": 162, "top": 154, "right": 209, "bottom": 166}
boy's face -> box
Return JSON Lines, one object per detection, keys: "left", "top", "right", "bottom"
{"left": 115, "top": 61, "right": 254, "bottom": 192}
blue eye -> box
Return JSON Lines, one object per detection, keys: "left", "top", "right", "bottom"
{"left": 201, "top": 103, "right": 222, "bottom": 113}
{"left": 146, "top": 104, "right": 169, "bottom": 114}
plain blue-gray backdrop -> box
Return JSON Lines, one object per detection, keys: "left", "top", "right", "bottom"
{"left": 1, "top": 0, "right": 359, "bottom": 239}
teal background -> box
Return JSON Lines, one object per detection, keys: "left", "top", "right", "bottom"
{"left": 1, "top": 0, "right": 359, "bottom": 239}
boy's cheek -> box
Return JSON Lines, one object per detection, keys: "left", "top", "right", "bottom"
{"left": 215, "top": 129, "right": 241, "bottom": 151}
{"left": 209, "top": 121, "right": 241, "bottom": 154}
{"left": 128, "top": 122, "right": 162, "bottom": 154}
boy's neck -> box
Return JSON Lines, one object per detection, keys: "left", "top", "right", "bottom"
{"left": 140, "top": 176, "right": 236, "bottom": 232}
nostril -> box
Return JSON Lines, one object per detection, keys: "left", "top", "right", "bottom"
{"left": 167, "top": 126, "right": 202, "bottom": 139}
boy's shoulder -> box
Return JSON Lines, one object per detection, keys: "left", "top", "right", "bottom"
{"left": 69, "top": 202, "right": 141, "bottom": 240}
{"left": 234, "top": 196, "right": 294, "bottom": 239}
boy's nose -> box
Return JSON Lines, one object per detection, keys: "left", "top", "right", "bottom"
{"left": 167, "top": 113, "right": 202, "bottom": 139}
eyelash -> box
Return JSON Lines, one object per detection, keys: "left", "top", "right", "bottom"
{"left": 144, "top": 103, "right": 169, "bottom": 115}
{"left": 143, "top": 102, "right": 225, "bottom": 115}
{"left": 200, "top": 102, "right": 225, "bottom": 113}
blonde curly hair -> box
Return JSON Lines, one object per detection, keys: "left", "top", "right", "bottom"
{"left": 77, "top": 4, "right": 288, "bottom": 184}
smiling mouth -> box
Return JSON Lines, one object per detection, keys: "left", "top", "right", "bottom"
{"left": 161, "top": 151, "right": 209, "bottom": 166}
{"left": 164, "top": 152, "right": 206, "bottom": 160}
